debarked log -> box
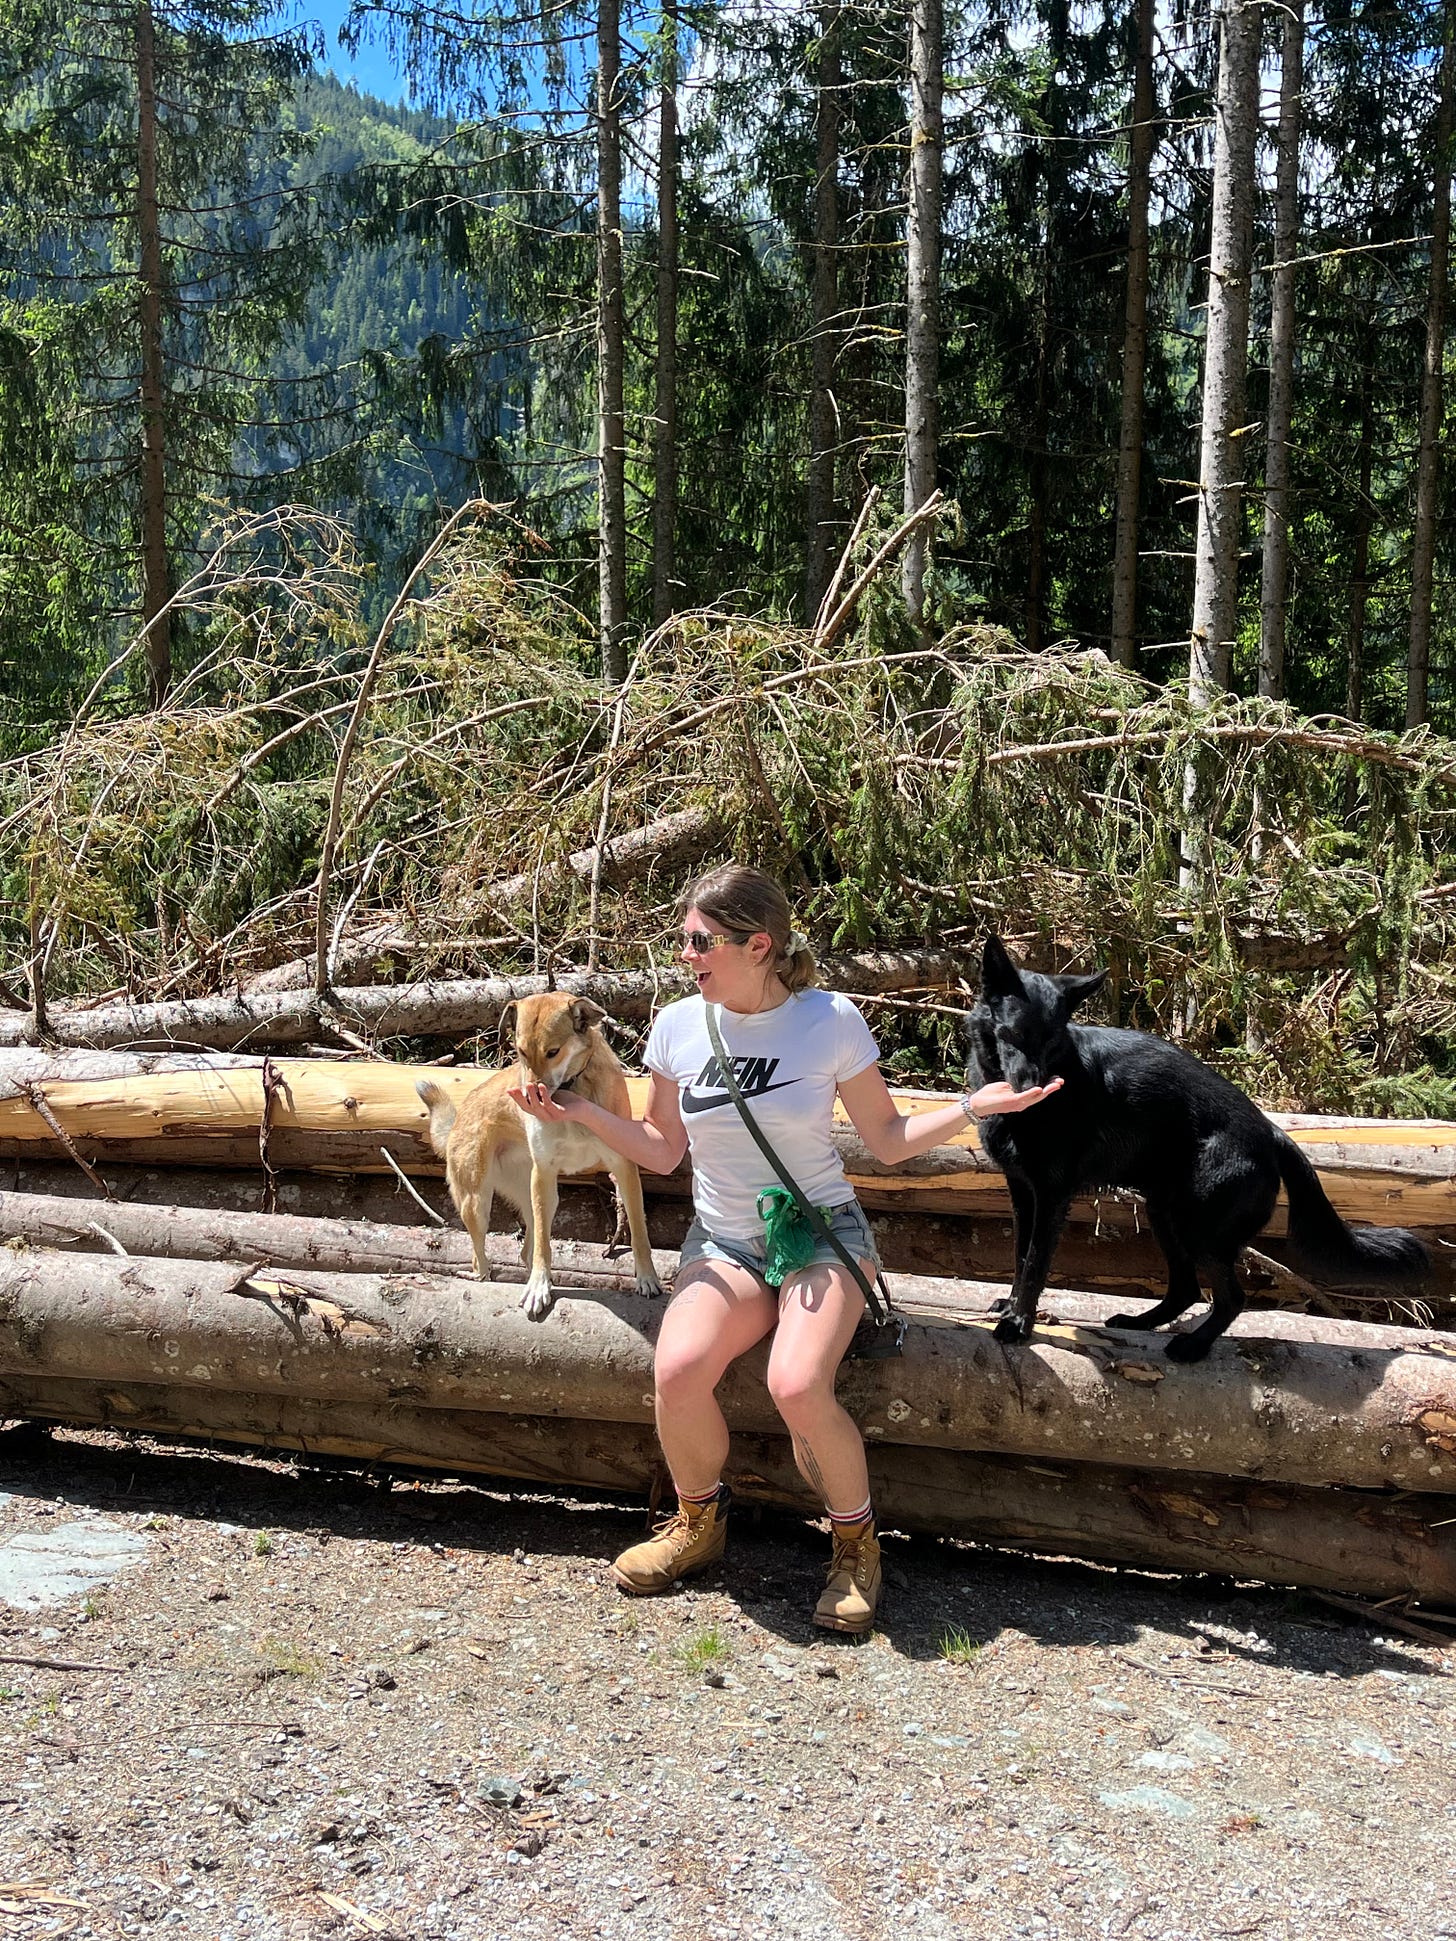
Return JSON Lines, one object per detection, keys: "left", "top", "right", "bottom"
{"left": 3, "top": 1249, "right": 1456, "bottom": 1493}
{"left": 1, "top": 1056, "right": 1453, "bottom": 1233}
{"left": 1, "top": 1375, "right": 1451, "bottom": 1603}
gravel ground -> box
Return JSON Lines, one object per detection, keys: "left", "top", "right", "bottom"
{"left": 0, "top": 1423, "right": 1452, "bottom": 1941}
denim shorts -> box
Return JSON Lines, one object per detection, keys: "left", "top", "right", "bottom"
{"left": 678, "top": 1199, "right": 882, "bottom": 1285}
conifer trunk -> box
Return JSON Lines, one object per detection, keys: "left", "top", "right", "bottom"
{"left": 597, "top": 0, "right": 629, "bottom": 682}
{"left": 1025, "top": 0, "right": 1067, "bottom": 656}
{"left": 1110, "top": 0, "right": 1157, "bottom": 669}
{"left": 1026, "top": 339, "right": 1049, "bottom": 653}
{"left": 135, "top": 0, "right": 171, "bottom": 708}
{"left": 902, "top": 0, "right": 942, "bottom": 632}
{"left": 1346, "top": 348, "right": 1376, "bottom": 723}
{"left": 651, "top": 6, "right": 679, "bottom": 630}
{"left": 1257, "top": 0, "right": 1304, "bottom": 702}
{"left": 1188, "top": 0, "right": 1261, "bottom": 700}
{"left": 1408, "top": 3, "right": 1455, "bottom": 728}
{"left": 804, "top": 2, "right": 842, "bottom": 626}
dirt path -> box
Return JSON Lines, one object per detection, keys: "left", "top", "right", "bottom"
{"left": 0, "top": 1424, "right": 1452, "bottom": 1941}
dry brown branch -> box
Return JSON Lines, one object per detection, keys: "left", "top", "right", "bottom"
{"left": 812, "top": 490, "right": 946, "bottom": 651}
{"left": 813, "top": 485, "right": 882, "bottom": 637}
{"left": 906, "top": 719, "right": 1432, "bottom": 773}
{"left": 18, "top": 1084, "right": 111, "bottom": 1200}
{"left": 313, "top": 499, "right": 492, "bottom": 998}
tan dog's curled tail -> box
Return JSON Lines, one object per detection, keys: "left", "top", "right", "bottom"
{"left": 415, "top": 1079, "right": 458, "bottom": 1157}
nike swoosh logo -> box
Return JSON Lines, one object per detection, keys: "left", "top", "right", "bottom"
{"left": 681, "top": 1078, "right": 802, "bottom": 1115}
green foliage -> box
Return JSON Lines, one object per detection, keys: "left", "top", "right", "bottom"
{"left": 4, "top": 514, "right": 1454, "bottom": 1114}
{"left": 673, "top": 1624, "right": 730, "bottom": 1669}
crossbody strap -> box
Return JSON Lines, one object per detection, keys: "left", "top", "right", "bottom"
{"left": 704, "top": 1003, "right": 895, "bottom": 1329}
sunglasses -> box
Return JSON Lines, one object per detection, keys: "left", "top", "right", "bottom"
{"left": 681, "top": 928, "right": 752, "bottom": 955}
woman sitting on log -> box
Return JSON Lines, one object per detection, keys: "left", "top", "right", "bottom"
{"left": 509, "top": 863, "right": 1057, "bottom": 1633}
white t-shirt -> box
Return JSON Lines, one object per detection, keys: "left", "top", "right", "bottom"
{"left": 644, "top": 989, "right": 880, "bottom": 1240}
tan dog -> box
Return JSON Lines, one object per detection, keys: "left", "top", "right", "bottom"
{"left": 416, "top": 992, "right": 663, "bottom": 1321}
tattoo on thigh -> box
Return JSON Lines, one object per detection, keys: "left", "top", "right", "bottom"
{"left": 792, "top": 1434, "right": 829, "bottom": 1504}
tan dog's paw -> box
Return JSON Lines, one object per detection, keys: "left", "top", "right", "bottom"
{"left": 520, "top": 1272, "right": 558, "bottom": 1322}
{"left": 635, "top": 1270, "right": 665, "bottom": 1302}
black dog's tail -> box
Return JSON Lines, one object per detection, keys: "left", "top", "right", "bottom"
{"left": 1276, "top": 1132, "right": 1429, "bottom": 1286}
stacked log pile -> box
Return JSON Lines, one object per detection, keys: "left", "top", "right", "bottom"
{"left": 1, "top": 1048, "right": 1453, "bottom": 1307}
{"left": 1, "top": 1045, "right": 1454, "bottom": 1605}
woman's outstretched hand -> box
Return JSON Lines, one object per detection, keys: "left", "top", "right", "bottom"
{"left": 971, "top": 1076, "right": 1064, "bottom": 1119}
{"left": 508, "top": 1082, "right": 581, "bottom": 1123}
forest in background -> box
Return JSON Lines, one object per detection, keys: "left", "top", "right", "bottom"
{"left": 0, "top": 0, "right": 1454, "bottom": 1115}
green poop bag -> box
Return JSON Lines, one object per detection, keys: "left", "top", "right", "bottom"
{"left": 756, "top": 1186, "right": 832, "bottom": 1287}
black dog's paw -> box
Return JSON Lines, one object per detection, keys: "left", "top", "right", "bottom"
{"left": 1104, "top": 1311, "right": 1156, "bottom": 1332}
{"left": 1164, "top": 1331, "right": 1213, "bottom": 1364}
{"left": 992, "top": 1311, "right": 1034, "bottom": 1346}
{"left": 987, "top": 1292, "right": 1011, "bottom": 1316}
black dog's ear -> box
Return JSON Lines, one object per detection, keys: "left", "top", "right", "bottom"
{"left": 980, "top": 934, "right": 1024, "bottom": 997}
{"left": 1055, "top": 967, "right": 1109, "bottom": 1015}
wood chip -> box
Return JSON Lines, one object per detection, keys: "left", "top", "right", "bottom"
{"left": 316, "top": 1890, "right": 390, "bottom": 1933}
{"left": 0, "top": 1886, "right": 89, "bottom": 1909}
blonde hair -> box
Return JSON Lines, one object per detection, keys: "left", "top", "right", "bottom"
{"left": 678, "top": 864, "right": 818, "bottom": 994}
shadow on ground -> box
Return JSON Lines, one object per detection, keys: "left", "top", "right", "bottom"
{"left": 0, "top": 1419, "right": 1439, "bottom": 1689}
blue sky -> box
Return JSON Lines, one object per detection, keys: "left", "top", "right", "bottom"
{"left": 278, "top": 0, "right": 413, "bottom": 104}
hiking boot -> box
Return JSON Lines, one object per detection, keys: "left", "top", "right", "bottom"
{"left": 813, "top": 1519, "right": 882, "bottom": 1634}
{"left": 612, "top": 1487, "right": 731, "bottom": 1595}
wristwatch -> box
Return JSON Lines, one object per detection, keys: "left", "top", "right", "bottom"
{"left": 959, "top": 1089, "right": 984, "bottom": 1125}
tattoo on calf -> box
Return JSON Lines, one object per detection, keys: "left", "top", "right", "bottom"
{"left": 792, "top": 1434, "right": 830, "bottom": 1504}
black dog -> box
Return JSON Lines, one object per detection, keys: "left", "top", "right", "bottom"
{"left": 964, "top": 935, "right": 1429, "bottom": 1362}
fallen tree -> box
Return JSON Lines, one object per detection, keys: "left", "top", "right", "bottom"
{"left": 0, "top": 1161, "right": 1234, "bottom": 1301}
{"left": 6, "top": 1187, "right": 1452, "bottom": 1328}
{"left": 0, "top": 1187, "right": 666, "bottom": 1286}
{"left": 245, "top": 806, "right": 729, "bottom": 992}
{"left": 2, "top": 1248, "right": 1454, "bottom": 1493}
{"left": 2, "top": 1374, "right": 1449, "bottom": 1602}
{"left": 0, "top": 950, "right": 969, "bottom": 1053}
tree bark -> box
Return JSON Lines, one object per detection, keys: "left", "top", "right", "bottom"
{"left": 135, "top": 0, "right": 171, "bottom": 707}
{"left": 0, "top": 946, "right": 972, "bottom": 1053}
{"left": 1408, "top": 1, "right": 1456, "bottom": 728}
{"left": 804, "top": 1, "right": 842, "bottom": 626}
{"left": 902, "top": 0, "right": 943, "bottom": 633}
{"left": 0, "top": 971, "right": 673, "bottom": 1053}
{"left": 1109, "top": 0, "right": 1157, "bottom": 669}
{"left": 1188, "top": 0, "right": 1261, "bottom": 700}
{"left": 0, "top": 1187, "right": 665, "bottom": 1286}
{"left": 651, "top": 6, "right": 679, "bottom": 630}
{"left": 597, "top": 0, "right": 629, "bottom": 683}
{"left": 9, "top": 1185, "right": 1453, "bottom": 1322}
{"left": 1257, "top": 0, "right": 1305, "bottom": 702}
{"left": 487, "top": 803, "right": 722, "bottom": 906}
{"left": 3, "top": 1377, "right": 1451, "bottom": 1601}
{"left": 1, "top": 1250, "right": 1454, "bottom": 1496}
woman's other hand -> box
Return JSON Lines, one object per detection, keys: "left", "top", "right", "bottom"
{"left": 970, "top": 1077, "right": 1064, "bottom": 1119}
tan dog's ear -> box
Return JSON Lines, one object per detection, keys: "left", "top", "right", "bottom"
{"left": 499, "top": 999, "right": 519, "bottom": 1053}
{"left": 570, "top": 998, "right": 607, "bottom": 1035}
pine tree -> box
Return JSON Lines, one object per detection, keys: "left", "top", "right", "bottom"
{"left": 0, "top": 0, "right": 321, "bottom": 705}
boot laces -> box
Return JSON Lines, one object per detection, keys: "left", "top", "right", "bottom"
{"left": 828, "top": 1528, "right": 873, "bottom": 1585}
{"left": 652, "top": 1504, "right": 707, "bottom": 1556}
